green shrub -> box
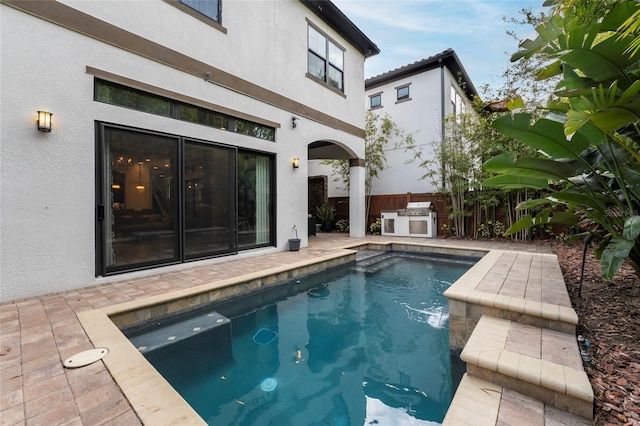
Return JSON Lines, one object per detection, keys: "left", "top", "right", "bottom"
{"left": 335, "top": 219, "right": 349, "bottom": 232}
{"left": 369, "top": 218, "right": 381, "bottom": 235}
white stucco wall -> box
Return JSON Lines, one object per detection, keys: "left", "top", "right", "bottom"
{"left": 59, "top": 0, "right": 366, "bottom": 129}
{"left": 0, "top": 1, "right": 367, "bottom": 302}
{"left": 365, "top": 69, "right": 445, "bottom": 195}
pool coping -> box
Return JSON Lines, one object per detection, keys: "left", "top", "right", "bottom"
{"left": 76, "top": 241, "right": 498, "bottom": 425}
{"left": 444, "top": 250, "right": 579, "bottom": 351}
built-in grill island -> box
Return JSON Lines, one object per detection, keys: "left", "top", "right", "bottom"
{"left": 381, "top": 201, "right": 437, "bottom": 238}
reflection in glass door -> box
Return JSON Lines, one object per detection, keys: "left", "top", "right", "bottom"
{"left": 102, "top": 126, "right": 179, "bottom": 272}
{"left": 98, "top": 124, "right": 272, "bottom": 276}
{"left": 184, "top": 141, "right": 236, "bottom": 259}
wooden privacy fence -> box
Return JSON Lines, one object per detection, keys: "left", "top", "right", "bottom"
{"left": 328, "top": 192, "right": 566, "bottom": 239}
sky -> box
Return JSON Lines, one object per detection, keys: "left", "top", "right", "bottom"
{"left": 332, "top": 0, "right": 547, "bottom": 96}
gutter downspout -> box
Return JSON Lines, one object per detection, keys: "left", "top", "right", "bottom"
{"left": 440, "top": 59, "right": 446, "bottom": 189}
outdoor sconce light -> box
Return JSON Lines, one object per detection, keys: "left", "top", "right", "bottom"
{"left": 292, "top": 157, "right": 300, "bottom": 169}
{"left": 37, "top": 111, "right": 52, "bottom": 132}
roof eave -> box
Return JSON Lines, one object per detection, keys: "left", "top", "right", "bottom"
{"left": 365, "top": 49, "right": 479, "bottom": 102}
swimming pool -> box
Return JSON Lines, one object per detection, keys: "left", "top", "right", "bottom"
{"left": 126, "top": 252, "right": 475, "bottom": 425}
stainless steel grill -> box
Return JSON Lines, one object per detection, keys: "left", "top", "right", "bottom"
{"left": 380, "top": 201, "right": 437, "bottom": 238}
{"left": 405, "top": 202, "right": 433, "bottom": 216}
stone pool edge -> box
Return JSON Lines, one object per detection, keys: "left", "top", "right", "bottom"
{"left": 77, "top": 241, "right": 490, "bottom": 425}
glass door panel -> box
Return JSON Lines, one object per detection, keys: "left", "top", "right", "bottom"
{"left": 238, "top": 151, "right": 272, "bottom": 248}
{"left": 104, "top": 126, "right": 179, "bottom": 272}
{"left": 184, "top": 141, "right": 236, "bottom": 259}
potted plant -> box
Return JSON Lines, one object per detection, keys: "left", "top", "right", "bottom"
{"left": 316, "top": 202, "right": 336, "bottom": 232}
{"left": 288, "top": 225, "right": 301, "bottom": 251}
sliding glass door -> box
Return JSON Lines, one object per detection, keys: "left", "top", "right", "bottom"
{"left": 97, "top": 123, "right": 274, "bottom": 276}
{"left": 101, "top": 125, "right": 180, "bottom": 272}
{"left": 184, "top": 141, "right": 235, "bottom": 259}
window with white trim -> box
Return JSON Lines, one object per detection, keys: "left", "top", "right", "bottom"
{"left": 308, "top": 24, "right": 344, "bottom": 92}
{"left": 450, "top": 83, "right": 466, "bottom": 121}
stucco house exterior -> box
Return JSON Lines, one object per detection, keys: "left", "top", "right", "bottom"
{"left": 309, "top": 49, "right": 478, "bottom": 208}
{"left": 0, "top": 0, "right": 378, "bottom": 302}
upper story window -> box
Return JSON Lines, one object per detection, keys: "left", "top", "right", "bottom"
{"left": 450, "top": 84, "right": 466, "bottom": 117}
{"left": 307, "top": 24, "right": 344, "bottom": 92}
{"left": 164, "top": 0, "right": 225, "bottom": 33}
{"left": 180, "top": 0, "right": 220, "bottom": 22}
{"left": 396, "top": 84, "right": 411, "bottom": 102}
{"left": 369, "top": 93, "right": 382, "bottom": 109}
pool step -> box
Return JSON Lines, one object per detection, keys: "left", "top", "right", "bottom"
{"left": 127, "top": 310, "right": 231, "bottom": 354}
{"left": 443, "top": 373, "right": 592, "bottom": 425}
{"left": 444, "top": 251, "right": 579, "bottom": 350}
{"left": 353, "top": 250, "right": 402, "bottom": 273}
{"left": 355, "top": 249, "right": 387, "bottom": 262}
{"left": 460, "top": 315, "right": 593, "bottom": 420}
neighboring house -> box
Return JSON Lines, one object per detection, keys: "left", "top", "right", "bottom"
{"left": 309, "top": 49, "right": 478, "bottom": 204}
{"left": 365, "top": 49, "right": 479, "bottom": 194}
{"left": 0, "top": 0, "right": 378, "bottom": 302}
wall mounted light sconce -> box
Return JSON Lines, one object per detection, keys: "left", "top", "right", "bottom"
{"left": 291, "top": 116, "right": 298, "bottom": 129}
{"left": 37, "top": 111, "right": 52, "bottom": 132}
{"left": 292, "top": 157, "right": 300, "bottom": 169}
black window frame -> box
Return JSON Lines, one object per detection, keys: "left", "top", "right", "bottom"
{"left": 163, "top": 0, "right": 226, "bottom": 33}
{"left": 369, "top": 93, "right": 382, "bottom": 109}
{"left": 179, "top": 0, "right": 221, "bottom": 22}
{"left": 307, "top": 22, "right": 345, "bottom": 94}
{"left": 396, "top": 84, "right": 411, "bottom": 103}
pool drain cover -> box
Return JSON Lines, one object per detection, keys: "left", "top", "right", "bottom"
{"left": 260, "top": 378, "right": 278, "bottom": 392}
{"left": 253, "top": 328, "right": 278, "bottom": 345}
{"left": 63, "top": 348, "right": 109, "bottom": 368}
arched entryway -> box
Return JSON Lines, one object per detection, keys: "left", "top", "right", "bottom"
{"left": 308, "top": 140, "right": 366, "bottom": 237}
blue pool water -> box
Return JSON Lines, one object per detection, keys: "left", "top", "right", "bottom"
{"left": 127, "top": 252, "right": 475, "bottom": 425}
